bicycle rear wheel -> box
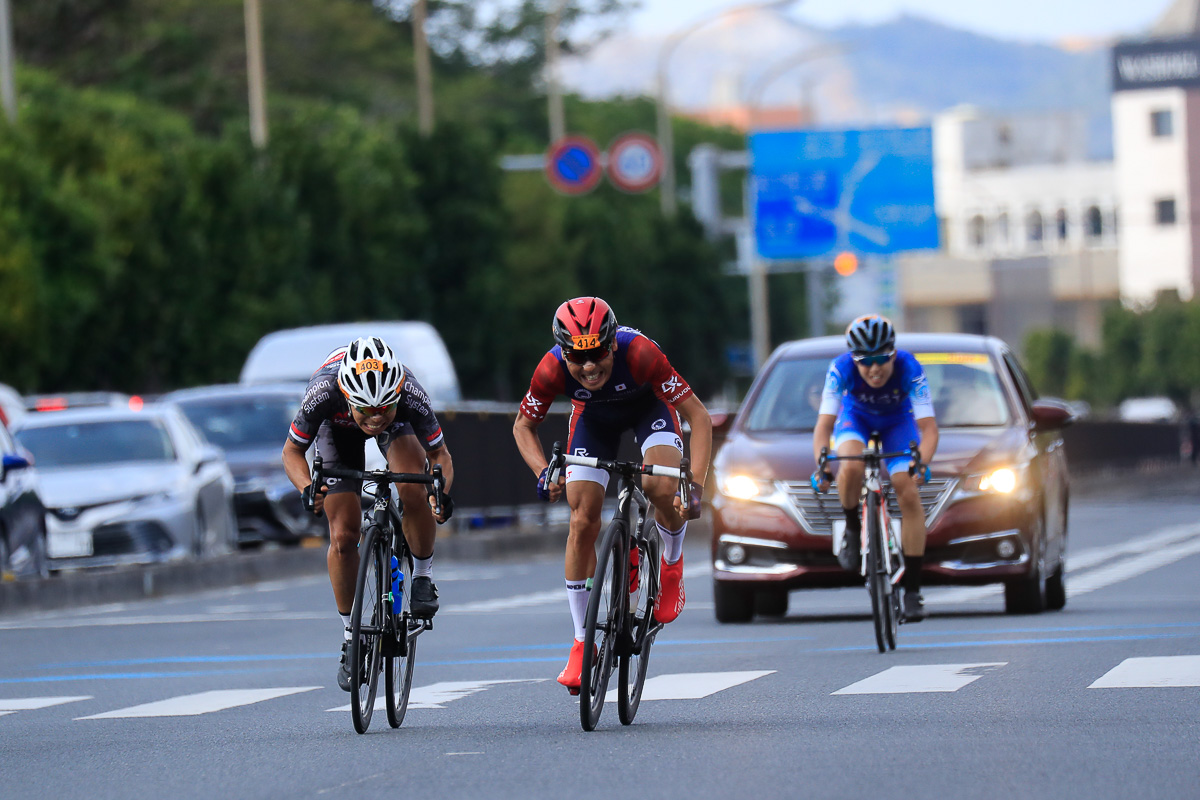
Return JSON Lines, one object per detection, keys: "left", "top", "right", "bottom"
{"left": 580, "top": 518, "right": 625, "bottom": 731}
{"left": 866, "top": 495, "right": 892, "bottom": 654}
{"left": 618, "top": 515, "right": 659, "bottom": 725}
{"left": 350, "top": 525, "right": 384, "bottom": 733}
{"left": 386, "top": 533, "right": 417, "bottom": 729}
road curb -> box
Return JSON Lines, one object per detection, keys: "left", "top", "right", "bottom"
{"left": 0, "top": 523, "right": 573, "bottom": 617}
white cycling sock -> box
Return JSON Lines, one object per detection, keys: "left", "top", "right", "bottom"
{"left": 339, "top": 613, "right": 352, "bottom": 641}
{"left": 413, "top": 555, "right": 433, "bottom": 578}
{"left": 566, "top": 580, "right": 590, "bottom": 642}
{"left": 657, "top": 521, "right": 687, "bottom": 565}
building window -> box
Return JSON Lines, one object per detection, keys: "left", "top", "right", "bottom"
{"left": 1156, "top": 198, "right": 1177, "bottom": 225}
{"left": 1056, "top": 210, "right": 1069, "bottom": 242}
{"left": 1027, "top": 210, "right": 1044, "bottom": 248}
{"left": 959, "top": 304, "right": 987, "bottom": 335}
{"left": 996, "top": 212, "right": 1009, "bottom": 246}
{"left": 969, "top": 215, "right": 986, "bottom": 248}
{"left": 1151, "top": 109, "right": 1173, "bottom": 138}
{"left": 1085, "top": 206, "right": 1103, "bottom": 239}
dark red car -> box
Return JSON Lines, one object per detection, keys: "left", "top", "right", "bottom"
{"left": 710, "top": 333, "right": 1072, "bottom": 622}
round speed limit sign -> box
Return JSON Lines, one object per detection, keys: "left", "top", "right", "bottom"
{"left": 606, "top": 132, "right": 662, "bottom": 193}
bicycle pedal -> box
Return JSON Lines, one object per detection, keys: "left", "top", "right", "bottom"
{"left": 567, "top": 687, "right": 580, "bottom": 697}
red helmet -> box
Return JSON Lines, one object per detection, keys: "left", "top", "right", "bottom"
{"left": 552, "top": 297, "right": 618, "bottom": 353}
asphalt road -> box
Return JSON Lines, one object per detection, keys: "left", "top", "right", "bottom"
{"left": 1, "top": 477, "right": 1198, "bottom": 799}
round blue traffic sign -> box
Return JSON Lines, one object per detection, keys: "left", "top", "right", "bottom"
{"left": 545, "top": 136, "right": 602, "bottom": 195}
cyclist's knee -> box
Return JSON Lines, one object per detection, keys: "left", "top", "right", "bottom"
{"left": 397, "top": 482, "right": 431, "bottom": 517}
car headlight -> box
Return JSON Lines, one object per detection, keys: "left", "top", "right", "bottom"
{"left": 964, "top": 465, "right": 1025, "bottom": 494}
{"left": 716, "top": 472, "right": 775, "bottom": 500}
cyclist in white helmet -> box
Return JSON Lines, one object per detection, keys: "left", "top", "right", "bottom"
{"left": 282, "top": 336, "right": 455, "bottom": 691}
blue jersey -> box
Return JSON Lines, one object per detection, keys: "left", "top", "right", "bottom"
{"left": 818, "top": 350, "right": 934, "bottom": 420}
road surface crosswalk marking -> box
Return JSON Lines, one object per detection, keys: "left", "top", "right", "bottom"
{"left": 605, "top": 670, "right": 775, "bottom": 702}
{"left": 326, "top": 679, "right": 546, "bottom": 712}
{"left": 78, "top": 687, "right": 320, "bottom": 719}
{"left": 833, "top": 663, "right": 1007, "bottom": 694}
{"left": 0, "top": 695, "right": 91, "bottom": 717}
{"left": 1088, "top": 656, "right": 1200, "bottom": 688}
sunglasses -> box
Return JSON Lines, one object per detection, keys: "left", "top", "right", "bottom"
{"left": 853, "top": 351, "right": 894, "bottom": 367}
{"left": 563, "top": 344, "right": 612, "bottom": 365}
{"left": 352, "top": 402, "right": 398, "bottom": 416}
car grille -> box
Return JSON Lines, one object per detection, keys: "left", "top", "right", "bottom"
{"left": 93, "top": 522, "right": 174, "bottom": 556}
{"left": 781, "top": 477, "right": 958, "bottom": 535}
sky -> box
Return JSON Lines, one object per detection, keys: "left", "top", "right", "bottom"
{"left": 621, "top": 0, "right": 1176, "bottom": 44}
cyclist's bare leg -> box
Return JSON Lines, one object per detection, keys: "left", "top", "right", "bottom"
{"left": 565, "top": 480, "right": 604, "bottom": 581}
{"left": 835, "top": 439, "right": 866, "bottom": 509}
{"left": 890, "top": 471, "right": 927, "bottom": 556}
{"left": 326, "top": 492, "right": 364, "bottom": 612}
{"left": 386, "top": 434, "right": 435, "bottom": 559}
{"left": 643, "top": 444, "right": 684, "bottom": 530}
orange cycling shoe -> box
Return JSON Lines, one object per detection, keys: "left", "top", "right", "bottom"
{"left": 557, "top": 639, "right": 595, "bottom": 696}
{"left": 654, "top": 555, "right": 686, "bottom": 624}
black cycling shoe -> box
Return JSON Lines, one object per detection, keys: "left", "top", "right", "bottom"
{"left": 410, "top": 576, "right": 439, "bottom": 618}
{"left": 837, "top": 529, "right": 862, "bottom": 572}
{"left": 336, "top": 640, "right": 353, "bottom": 692}
{"left": 903, "top": 590, "right": 926, "bottom": 622}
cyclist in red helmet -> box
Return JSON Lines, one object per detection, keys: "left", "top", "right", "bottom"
{"left": 513, "top": 297, "right": 712, "bottom": 694}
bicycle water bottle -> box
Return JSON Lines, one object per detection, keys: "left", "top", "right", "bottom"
{"left": 390, "top": 555, "right": 403, "bottom": 601}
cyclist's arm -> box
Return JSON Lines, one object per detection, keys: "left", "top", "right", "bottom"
{"left": 426, "top": 443, "right": 454, "bottom": 495}
{"left": 282, "top": 439, "right": 313, "bottom": 491}
{"left": 512, "top": 413, "right": 549, "bottom": 478}
{"left": 813, "top": 414, "right": 837, "bottom": 463}
{"left": 916, "top": 415, "right": 939, "bottom": 466}
{"left": 675, "top": 393, "right": 712, "bottom": 488}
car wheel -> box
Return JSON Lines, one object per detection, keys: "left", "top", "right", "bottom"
{"left": 713, "top": 580, "right": 754, "bottom": 623}
{"left": 30, "top": 523, "right": 49, "bottom": 580}
{"left": 754, "top": 589, "right": 789, "bottom": 618}
{"left": 0, "top": 532, "right": 10, "bottom": 579}
{"left": 193, "top": 501, "right": 208, "bottom": 559}
{"left": 1004, "top": 553, "right": 1045, "bottom": 615}
{"left": 1044, "top": 561, "right": 1066, "bottom": 611}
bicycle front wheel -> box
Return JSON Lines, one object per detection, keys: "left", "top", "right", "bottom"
{"left": 618, "top": 515, "right": 659, "bottom": 725}
{"left": 350, "top": 525, "right": 384, "bottom": 733}
{"left": 386, "top": 535, "right": 416, "bottom": 729}
{"left": 580, "top": 518, "right": 626, "bottom": 731}
{"left": 866, "top": 495, "right": 892, "bottom": 654}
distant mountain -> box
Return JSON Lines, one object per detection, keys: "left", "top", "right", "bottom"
{"left": 561, "top": 12, "right": 1114, "bottom": 157}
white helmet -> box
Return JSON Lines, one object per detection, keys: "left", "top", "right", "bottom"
{"left": 337, "top": 337, "right": 404, "bottom": 407}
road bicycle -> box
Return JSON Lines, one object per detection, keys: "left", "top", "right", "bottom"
{"left": 546, "top": 442, "right": 692, "bottom": 731}
{"left": 311, "top": 456, "right": 445, "bottom": 734}
{"left": 815, "top": 437, "right": 925, "bottom": 653}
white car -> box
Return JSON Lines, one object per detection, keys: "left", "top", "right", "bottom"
{"left": 13, "top": 404, "right": 237, "bottom": 568}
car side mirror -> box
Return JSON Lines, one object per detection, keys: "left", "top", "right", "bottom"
{"left": 1030, "top": 399, "right": 1074, "bottom": 433}
{"left": 1, "top": 451, "right": 32, "bottom": 482}
{"left": 195, "top": 444, "right": 225, "bottom": 473}
{"left": 711, "top": 409, "right": 737, "bottom": 438}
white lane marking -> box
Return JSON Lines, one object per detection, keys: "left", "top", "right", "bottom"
{"left": 326, "top": 679, "right": 547, "bottom": 712}
{"left": 0, "top": 612, "right": 329, "bottom": 631}
{"left": 79, "top": 687, "right": 319, "bottom": 719}
{"left": 931, "top": 523, "right": 1200, "bottom": 605}
{"left": 833, "top": 663, "right": 1006, "bottom": 695}
{"left": 1089, "top": 656, "right": 1200, "bottom": 688}
{"left": 604, "top": 670, "right": 774, "bottom": 702}
{"left": 0, "top": 696, "right": 91, "bottom": 717}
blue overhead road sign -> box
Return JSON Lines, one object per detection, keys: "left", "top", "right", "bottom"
{"left": 751, "top": 127, "right": 938, "bottom": 260}
{"left": 546, "top": 135, "right": 603, "bottom": 195}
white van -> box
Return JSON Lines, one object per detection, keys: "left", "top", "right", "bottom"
{"left": 239, "top": 322, "right": 462, "bottom": 405}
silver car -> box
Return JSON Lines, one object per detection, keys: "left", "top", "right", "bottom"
{"left": 13, "top": 404, "right": 236, "bottom": 568}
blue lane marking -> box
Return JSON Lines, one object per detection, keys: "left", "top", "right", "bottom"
{"left": 0, "top": 668, "right": 279, "bottom": 685}
{"left": 35, "top": 654, "right": 331, "bottom": 669}
{"left": 815, "top": 631, "right": 1198, "bottom": 653}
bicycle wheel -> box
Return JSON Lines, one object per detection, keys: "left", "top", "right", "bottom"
{"left": 883, "top": 517, "right": 901, "bottom": 651}
{"left": 618, "top": 515, "right": 659, "bottom": 725}
{"left": 865, "top": 495, "right": 890, "bottom": 654}
{"left": 580, "top": 518, "right": 625, "bottom": 731}
{"left": 350, "top": 524, "right": 384, "bottom": 733}
{"left": 385, "top": 533, "right": 417, "bottom": 729}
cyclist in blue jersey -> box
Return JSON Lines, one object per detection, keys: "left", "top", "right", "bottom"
{"left": 811, "top": 315, "right": 939, "bottom": 621}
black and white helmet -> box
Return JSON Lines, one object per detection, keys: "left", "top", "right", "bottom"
{"left": 845, "top": 314, "right": 895, "bottom": 356}
{"left": 337, "top": 337, "right": 404, "bottom": 407}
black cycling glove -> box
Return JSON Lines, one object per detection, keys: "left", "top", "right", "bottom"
{"left": 301, "top": 483, "right": 324, "bottom": 516}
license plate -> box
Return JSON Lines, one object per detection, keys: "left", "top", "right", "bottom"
{"left": 48, "top": 530, "right": 93, "bottom": 558}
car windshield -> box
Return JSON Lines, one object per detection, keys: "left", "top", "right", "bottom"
{"left": 174, "top": 395, "right": 299, "bottom": 449}
{"left": 16, "top": 420, "right": 176, "bottom": 467}
{"left": 916, "top": 353, "right": 1011, "bottom": 427}
{"left": 743, "top": 352, "right": 1011, "bottom": 432}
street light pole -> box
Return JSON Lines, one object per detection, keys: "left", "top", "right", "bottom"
{"left": 412, "top": 0, "right": 434, "bottom": 137}
{"left": 545, "top": 0, "right": 568, "bottom": 143}
{"left": 0, "top": 0, "right": 15, "bottom": 124}
{"left": 655, "top": 0, "right": 799, "bottom": 217}
{"left": 243, "top": 0, "right": 269, "bottom": 148}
